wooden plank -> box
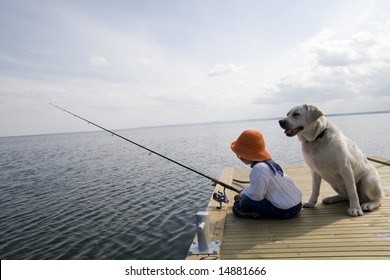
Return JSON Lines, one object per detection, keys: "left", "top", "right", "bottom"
{"left": 187, "top": 156, "right": 390, "bottom": 260}
{"left": 220, "top": 156, "right": 390, "bottom": 260}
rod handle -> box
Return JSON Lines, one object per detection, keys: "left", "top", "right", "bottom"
{"left": 211, "top": 179, "right": 241, "bottom": 193}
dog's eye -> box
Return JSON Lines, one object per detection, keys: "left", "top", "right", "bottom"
{"left": 293, "top": 112, "right": 300, "bottom": 117}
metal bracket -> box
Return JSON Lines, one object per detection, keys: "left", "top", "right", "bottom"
{"left": 188, "top": 240, "right": 221, "bottom": 255}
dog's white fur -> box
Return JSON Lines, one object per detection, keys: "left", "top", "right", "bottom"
{"left": 279, "top": 104, "right": 383, "bottom": 216}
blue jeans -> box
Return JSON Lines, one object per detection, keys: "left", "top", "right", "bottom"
{"left": 233, "top": 194, "right": 302, "bottom": 219}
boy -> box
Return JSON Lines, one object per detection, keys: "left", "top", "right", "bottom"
{"left": 231, "top": 130, "right": 302, "bottom": 219}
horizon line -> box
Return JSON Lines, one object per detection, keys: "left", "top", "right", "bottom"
{"left": 2, "top": 109, "right": 390, "bottom": 138}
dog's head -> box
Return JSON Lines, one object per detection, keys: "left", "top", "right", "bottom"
{"left": 279, "top": 104, "right": 324, "bottom": 137}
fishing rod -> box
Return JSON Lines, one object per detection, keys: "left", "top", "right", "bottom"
{"left": 367, "top": 157, "right": 390, "bottom": 167}
{"left": 49, "top": 103, "right": 240, "bottom": 195}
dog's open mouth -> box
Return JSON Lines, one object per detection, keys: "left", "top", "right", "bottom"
{"left": 284, "top": 126, "right": 303, "bottom": 137}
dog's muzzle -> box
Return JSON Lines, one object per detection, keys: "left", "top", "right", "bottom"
{"left": 279, "top": 120, "right": 303, "bottom": 137}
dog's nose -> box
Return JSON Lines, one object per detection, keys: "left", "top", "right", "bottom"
{"left": 279, "top": 119, "right": 286, "bottom": 128}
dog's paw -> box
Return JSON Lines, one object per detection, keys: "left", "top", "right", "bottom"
{"left": 361, "top": 200, "right": 381, "bottom": 212}
{"left": 361, "top": 202, "right": 376, "bottom": 212}
{"left": 348, "top": 207, "right": 363, "bottom": 217}
{"left": 303, "top": 201, "right": 316, "bottom": 208}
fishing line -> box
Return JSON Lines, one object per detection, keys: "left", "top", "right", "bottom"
{"left": 49, "top": 103, "right": 240, "bottom": 193}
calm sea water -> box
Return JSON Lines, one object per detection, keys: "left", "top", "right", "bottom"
{"left": 1, "top": 113, "right": 389, "bottom": 259}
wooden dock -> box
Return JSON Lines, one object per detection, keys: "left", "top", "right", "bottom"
{"left": 187, "top": 156, "right": 390, "bottom": 260}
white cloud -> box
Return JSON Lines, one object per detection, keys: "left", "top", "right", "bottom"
{"left": 254, "top": 23, "right": 390, "bottom": 110}
{"left": 207, "top": 63, "right": 245, "bottom": 77}
{"left": 89, "top": 55, "right": 109, "bottom": 67}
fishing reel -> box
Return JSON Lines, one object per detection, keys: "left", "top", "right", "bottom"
{"left": 213, "top": 188, "right": 229, "bottom": 209}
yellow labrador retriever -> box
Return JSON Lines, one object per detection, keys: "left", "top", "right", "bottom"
{"left": 279, "top": 104, "right": 383, "bottom": 216}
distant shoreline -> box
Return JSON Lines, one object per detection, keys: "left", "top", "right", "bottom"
{"left": 325, "top": 110, "right": 390, "bottom": 117}
{"left": 236, "top": 109, "right": 390, "bottom": 122}
{"left": 2, "top": 110, "right": 390, "bottom": 138}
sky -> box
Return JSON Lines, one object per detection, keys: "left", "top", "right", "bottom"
{"left": 1, "top": 0, "right": 390, "bottom": 137}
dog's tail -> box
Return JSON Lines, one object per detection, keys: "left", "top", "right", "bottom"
{"left": 382, "top": 187, "right": 390, "bottom": 197}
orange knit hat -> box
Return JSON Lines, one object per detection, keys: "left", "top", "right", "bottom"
{"left": 231, "top": 130, "right": 272, "bottom": 161}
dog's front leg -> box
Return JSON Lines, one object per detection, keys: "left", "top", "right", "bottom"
{"left": 303, "top": 170, "right": 321, "bottom": 208}
{"left": 339, "top": 167, "right": 363, "bottom": 216}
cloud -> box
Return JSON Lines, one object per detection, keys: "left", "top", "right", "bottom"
{"left": 254, "top": 23, "right": 390, "bottom": 109}
{"left": 308, "top": 30, "right": 390, "bottom": 67}
{"left": 89, "top": 55, "right": 109, "bottom": 67}
{"left": 207, "top": 63, "right": 245, "bottom": 77}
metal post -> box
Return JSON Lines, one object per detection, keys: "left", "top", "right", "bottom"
{"left": 196, "top": 211, "right": 211, "bottom": 251}
{"left": 188, "top": 211, "right": 221, "bottom": 255}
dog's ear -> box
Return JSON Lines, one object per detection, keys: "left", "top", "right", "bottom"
{"left": 306, "top": 104, "right": 323, "bottom": 123}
